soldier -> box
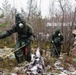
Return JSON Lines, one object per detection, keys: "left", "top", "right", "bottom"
{"left": 50, "top": 29, "right": 64, "bottom": 57}
{"left": 0, "top": 13, "right": 35, "bottom": 64}
{"left": 71, "top": 28, "right": 76, "bottom": 57}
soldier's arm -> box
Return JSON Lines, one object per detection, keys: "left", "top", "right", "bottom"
{"left": 51, "top": 33, "right": 55, "bottom": 43}
{"left": 0, "top": 26, "right": 16, "bottom": 39}
{"left": 60, "top": 34, "right": 64, "bottom": 44}
{"left": 61, "top": 34, "right": 64, "bottom": 41}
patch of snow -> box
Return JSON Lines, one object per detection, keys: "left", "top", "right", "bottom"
{"left": 60, "top": 70, "right": 76, "bottom": 75}
{"left": 36, "top": 47, "right": 40, "bottom": 57}
{"left": 0, "top": 49, "right": 4, "bottom": 53}
{"left": 31, "top": 54, "right": 35, "bottom": 62}
{"left": 10, "top": 73, "right": 17, "bottom": 75}
{"left": 59, "top": 71, "right": 67, "bottom": 75}
{"left": 71, "top": 71, "right": 76, "bottom": 74}
{"left": 10, "top": 54, "right": 15, "bottom": 59}
{"left": 54, "top": 60, "right": 61, "bottom": 67}
{"left": 57, "top": 67, "right": 64, "bottom": 70}
{"left": 30, "top": 66, "right": 38, "bottom": 74}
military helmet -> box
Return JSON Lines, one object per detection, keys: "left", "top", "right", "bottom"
{"left": 55, "top": 28, "right": 60, "bottom": 35}
{"left": 15, "top": 13, "right": 25, "bottom": 23}
{"left": 15, "top": 13, "right": 26, "bottom": 28}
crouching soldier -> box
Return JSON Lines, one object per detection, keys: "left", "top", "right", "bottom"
{"left": 50, "top": 29, "right": 64, "bottom": 57}
{"left": 0, "top": 13, "right": 35, "bottom": 64}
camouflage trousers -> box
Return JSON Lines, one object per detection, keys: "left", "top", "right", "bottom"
{"left": 14, "top": 41, "right": 31, "bottom": 64}
{"left": 51, "top": 44, "right": 61, "bottom": 57}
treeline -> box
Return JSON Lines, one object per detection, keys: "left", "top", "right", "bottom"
{"left": 0, "top": 0, "right": 76, "bottom": 55}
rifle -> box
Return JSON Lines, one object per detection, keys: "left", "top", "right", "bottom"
{"left": 52, "top": 41, "right": 60, "bottom": 57}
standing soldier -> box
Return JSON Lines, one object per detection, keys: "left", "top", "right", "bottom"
{"left": 0, "top": 13, "right": 35, "bottom": 64}
{"left": 50, "top": 29, "right": 64, "bottom": 57}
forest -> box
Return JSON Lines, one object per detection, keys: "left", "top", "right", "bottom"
{"left": 0, "top": 0, "right": 76, "bottom": 75}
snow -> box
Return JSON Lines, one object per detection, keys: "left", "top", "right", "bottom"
{"left": 59, "top": 72, "right": 67, "bottom": 75}
{"left": 10, "top": 73, "right": 17, "bottom": 75}
{"left": 0, "top": 47, "right": 76, "bottom": 75}
{"left": 35, "top": 47, "right": 40, "bottom": 57}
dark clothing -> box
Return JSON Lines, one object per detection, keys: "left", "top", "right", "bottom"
{"left": 0, "top": 23, "right": 34, "bottom": 63}
{"left": 14, "top": 40, "right": 31, "bottom": 63}
{"left": 0, "top": 23, "right": 33, "bottom": 40}
{"left": 51, "top": 31, "right": 64, "bottom": 57}
{"left": 0, "top": 13, "right": 34, "bottom": 63}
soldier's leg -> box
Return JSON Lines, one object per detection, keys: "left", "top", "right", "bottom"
{"left": 55, "top": 46, "right": 61, "bottom": 57}
{"left": 51, "top": 44, "right": 57, "bottom": 57}
{"left": 57, "top": 46, "right": 61, "bottom": 56}
{"left": 14, "top": 41, "right": 24, "bottom": 64}
{"left": 27, "top": 44, "right": 31, "bottom": 62}
{"left": 23, "top": 44, "right": 31, "bottom": 62}
{"left": 51, "top": 47, "right": 55, "bottom": 57}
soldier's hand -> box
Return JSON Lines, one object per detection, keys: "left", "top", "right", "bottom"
{"left": 26, "top": 40, "right": 31, "bottom": 45}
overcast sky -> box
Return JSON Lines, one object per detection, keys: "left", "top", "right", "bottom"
{"left": 0, "top": 0, "right": 76, "bottom": 18}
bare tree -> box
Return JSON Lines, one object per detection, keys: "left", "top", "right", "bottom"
{"left": 27, "top": 0, "right": 33, "bottom": 22}
{"left": 58, "top": 0, "right": 69, "bottom": 33}
{"left": 2, "top": 0, "right": 11, "bottom": 19}
{"left": 49, "top": 0, "right": 56, "bottom": 33}
{"left": 67, "top": 8, "right": 76, "bottom": 55}
{"left": 48, "top": 0, "right": 76, "bottom": 55}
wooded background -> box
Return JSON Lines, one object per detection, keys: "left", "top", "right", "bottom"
{"left": 0, "top": 0, "right": 76, "bottom": 56}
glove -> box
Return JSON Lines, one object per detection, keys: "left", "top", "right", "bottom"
{"left": 26, "top": 40, "right": 31, "bottom": 45}
{"left": 21, "top": 41, "right": 25, "bottom": 46}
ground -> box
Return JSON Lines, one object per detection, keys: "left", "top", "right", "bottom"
{"left": 0, "top": 47, "right": 76, "bottom": 75}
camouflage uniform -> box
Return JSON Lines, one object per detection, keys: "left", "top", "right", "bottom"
{"left": 0, "top": 13, "right": 34, "bottom": 63}
{"left": 50, "top": 29, "right": 64, "bottom": 57}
